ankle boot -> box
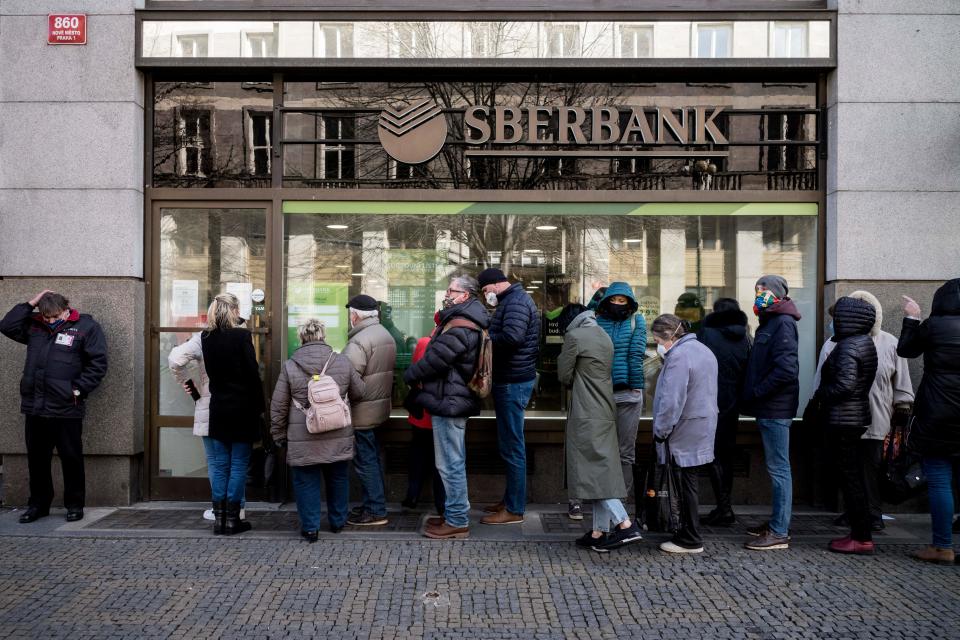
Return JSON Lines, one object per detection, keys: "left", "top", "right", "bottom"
{"left": 224, "top": 501, "right": 251, "bottom": 536}
{"left": 213, "top": 500, "right": 226, "bottom": 535}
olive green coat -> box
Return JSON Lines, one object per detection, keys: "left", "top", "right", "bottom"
{"left": 557, "top": 311, "right": 627, "bottom": 501}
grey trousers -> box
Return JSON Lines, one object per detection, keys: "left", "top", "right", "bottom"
{"left": 614, "top": 389, "right": 644, "bottom": 495}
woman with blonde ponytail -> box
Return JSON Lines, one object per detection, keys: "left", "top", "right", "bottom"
{"left": 200, "top": 292, "right": 265, "bottom": 536}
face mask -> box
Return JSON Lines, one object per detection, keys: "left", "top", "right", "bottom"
{"left": 604, "top": 302, "right": 632, "bottom": 321}
{"left": 753, "top": 290, "right": 779, "bottom": 316}
{"left": 47, "top": 318, "right": 65, "bottom": 330}
{"left": 656, "top": 343, "right": 667, "bottom": 358}
{"left": 442, "top": 296, "right": 457, "bottom": 309}
{"left": 485, "top": 291, "right": 499, "bottom": 307}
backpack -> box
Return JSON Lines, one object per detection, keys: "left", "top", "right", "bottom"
{"left": 290, "top": 354, "right": 351, "bottom": 434}
{"left": 442, "top": 318, "right": 493, "bottom": 399}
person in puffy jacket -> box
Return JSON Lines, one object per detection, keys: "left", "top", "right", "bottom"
{"left": 270, "top": 319, "right": 365, "bottom": 542}
{"left": 898, "top": 278, "right": 960, "bottom": 565}
{"left": 0, "top": 290, "right": 108, "bottom": 524}
{"left": 404, "top": 275, "right": 489, "bottom": 540}
{"left": 477, "top": 268, "right": 539, "bottom": 525}
{"left": 698, "top": 298, "right": 751, "bottom": 526}
{"left": 812, "top": 297, "right": 878, "bottom": 555}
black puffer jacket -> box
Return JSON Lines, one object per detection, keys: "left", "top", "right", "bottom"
{"left": 0, "top": 302, "right": 108, "bottom": 419}
{"left": 815, "top": 297, "right": 879, "bottom": 429}
{"left": 699, "top": 308, "right": 751, "bottom": 417}
{"left": 897, "top": 278, "right": 960, "bottom": 457}
{"left": 489, "top": 283, "right": 539, "bottom": 384}
{"left": 201, "top": 327, "right": 265, "bottom": 443}
{"left": 741, "top": 299, "right": 802, "bottom": 419}
{"left": 404, "top": 298, "right": 490, "bottom": 418}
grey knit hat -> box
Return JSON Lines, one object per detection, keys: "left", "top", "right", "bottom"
{"left": 755, "top": 274, "right": 789, "bottom": 299}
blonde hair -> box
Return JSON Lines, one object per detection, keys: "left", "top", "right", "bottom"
{"left": 206, "top": 293, "right": 241, "bottom": 331}
{"left": 297, "top": 318, "right": 327, "bottom": 345}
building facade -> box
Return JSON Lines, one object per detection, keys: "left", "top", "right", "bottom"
{"left": 0, "top": 0, "right": 956, "bottom": 506}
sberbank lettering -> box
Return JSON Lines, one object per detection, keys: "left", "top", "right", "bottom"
{"left": 463, "top": 106, "right": 727, "bottom": 145}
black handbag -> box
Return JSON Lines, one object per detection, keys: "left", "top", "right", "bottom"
{"left": 880, "top": 415, "right": 926, "bottom": 504}
{"left": 637, "top": 440, "right": 679, "bottom": 533}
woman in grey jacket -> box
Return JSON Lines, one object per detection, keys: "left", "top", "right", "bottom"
{"left": 651, "top": 314, "right": 719, "bottom": 554}
{"left": 270, "top": 319, "right": 365, "bottom": 542}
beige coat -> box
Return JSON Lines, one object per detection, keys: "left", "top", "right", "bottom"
{"left": 342, "top": 317, "right": 396, "bottom": 429}
{"left": 167, "top": 333, "right": 210, "bottom": 437}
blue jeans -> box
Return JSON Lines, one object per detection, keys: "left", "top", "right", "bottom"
{"left": 432, "top": 415, "right": 470, "bottom": 528}
{"left": 592, "top": 498, "right": 629, "bottom": 533}
{"left": 757, "top": 418, "right": 793, "bottom": 537}
{"left": 493, "top": 380, "right": 534, "bottom": 515}
{"left": 353, "top": 429, "right": 387, "bottom": 518}
{"left": 204, "top": 437, "right": 251, "bottom": 504}
{"left": 922, "top": 457, "right": 958, "bottom": 549}
{"left": 292, "top": 461, "right": 350, "bottom": 532}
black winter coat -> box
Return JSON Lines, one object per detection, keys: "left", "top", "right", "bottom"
{"left": 699, "top": 309, "right": 751, "bottom": 417}
{"left": 897, "top": 278, "right": 960, "bottom": 457}
{"left": 404, "top": 298, "right": 490, "bottom": 418}
{"left": 741, "top": 299, "right": 802, "bottom": 419}
{"left": 489, "top": 283, "right": 539, "bottom": 384}
{"left": 815, "top": 297, "right": 878, "bottom": 429}
{"left": 201, "top": 328, "right": 265, "bottom": 443}
{"left": 0, "top": 302, "right": 108, "bottom": 419}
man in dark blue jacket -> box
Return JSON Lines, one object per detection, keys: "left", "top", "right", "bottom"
{"left": 740, "top": 275, "right": 801, "bottom": 551}
{"left": 0, "top": 290, "right": 108, "bottom": 524}
{"left": 477, "top": 268, "right": 539, "bottom": 525}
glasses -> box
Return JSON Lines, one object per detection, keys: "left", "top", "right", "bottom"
{"left": 447, "top": 288, "right": 467, "bottom": 295}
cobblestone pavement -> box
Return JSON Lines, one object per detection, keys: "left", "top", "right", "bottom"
{"left": 0, "top": 531, "right": 957, "bottom": 639}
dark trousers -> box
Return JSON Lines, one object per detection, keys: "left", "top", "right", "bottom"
{"left": 291, "top": 461, "right": 350, "bottom": 532}
{"left": 672, "top": 464, "right": 703, "bottom": 548}
{"left": 24, "top": 416, "right": 85, "bottom": 510}
{"left": 833, "top": 428, "right": 872, "bottom": 542}
{"left": 404, "top": 427, "right": 445, "bottom": 514}
{"left": 707, "top": 410, "right": 738, "bottom": 513}
{"left": 857, "top": 439, "right": 884, "bottom": 527}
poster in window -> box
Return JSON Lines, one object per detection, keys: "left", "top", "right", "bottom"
{"left": 171, "top": 279, "right": 199, "bottom": 318}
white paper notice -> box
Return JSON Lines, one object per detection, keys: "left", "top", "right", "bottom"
{"left": 171, "top": 280, "right": 199, "bottom": 318}
{"left": 225, "top": 282, "right": 254, "bottom": 319}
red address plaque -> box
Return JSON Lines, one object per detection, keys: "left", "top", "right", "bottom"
{"left": 48, "top": 14, "right": 86, "bottom": 45}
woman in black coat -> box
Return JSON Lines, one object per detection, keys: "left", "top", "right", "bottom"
{"left": 898, "top": 278, "right": 960, "bottom": 564}
{"left": 813, "top": 296, "right": 878, "bottom": 555}
{"left": 698, "top": 298, "right": 751, "bottom": 526}
{"left": 200, "top": 293, "right": 265, "bottom": 536}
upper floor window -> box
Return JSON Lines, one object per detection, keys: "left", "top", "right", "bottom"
{"left": 696, "top": 24, "right": 732, "bottom": 58}
{"left": 547, "top": 24, "right": 580, "bottom": 57}
{"left": 470, "top": 23, "right": 497, "bottom": 58}
{"left": 176, "top": 109, "right": 211, "bottom": 177}
{"left": 245, "top": 111, "right": 272, "bottom": 176}
{"left": 319, "top": 24, "right": 354, "bottom": 58}
{"left": 619, "top": 25, "right": 653, "bottom": 58}
{"left": 395, "top": 23, "right": 429, "bottom": 58}
{"left": 319, "top": 115, "right": 355, "bottom": 180}
{"left": 772, "top": 22, "right": 808, "bottom": 57}
{"left": 244, "top": 27, "right": 278, "bottom": 57}
{"left": 176, "top": 34, "right": 208, "bottom": 58}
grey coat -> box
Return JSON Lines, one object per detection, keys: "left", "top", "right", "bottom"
{"left": 342, "top": 317, "right": 397, "bottom": 430}
{"left": 653, "top": 333, "right": 719, "bottom": 468}
{"left": 270, "top": 341, "right": 365, "bottom": 467}
{"left": 557, "top": 311, "right": 627, "bottom": 501}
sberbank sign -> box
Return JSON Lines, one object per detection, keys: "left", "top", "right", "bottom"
{"left": 377, "top": 99, "right": 729, "bottom": 164}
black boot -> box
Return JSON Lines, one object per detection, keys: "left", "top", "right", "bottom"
{"left": 213, "top": 500, "right": 226, "bottom": 535}
{"left": 224, "top": 501, "right": 251, "bottom": 536}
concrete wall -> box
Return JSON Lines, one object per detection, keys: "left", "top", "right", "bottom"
{"left": 0, "top": 0, "right": 144, "bottom": 505}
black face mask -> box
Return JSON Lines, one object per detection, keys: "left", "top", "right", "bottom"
{"left": 603, "top": 302, "right": 632, "bottom": 321}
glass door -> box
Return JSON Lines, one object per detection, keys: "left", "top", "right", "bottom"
{"left": 149, "top": 204, "right": 271, "bottom": 500}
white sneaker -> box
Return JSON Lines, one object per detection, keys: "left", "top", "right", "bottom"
{"left": 203, "top": 509, "right": 215, "bottom": 521}
{"left": 240, "top": 508, "right": 246, "bottom": 520}
{"left": 659, "top": 541, "right": 703, "bottom": 554}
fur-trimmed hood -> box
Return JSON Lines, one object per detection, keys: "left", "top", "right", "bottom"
{"left": 847, "top": 290, "right": 882, "bottom": 336}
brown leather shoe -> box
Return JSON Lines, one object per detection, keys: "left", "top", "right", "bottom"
{"left": 480, "top": 510, "right": 524, "bottom": 525}
{"left": 914, "top": 545, "right": 955, "bottom": 565}
{"left": 426, "top": 516, "right": 444, "bottom": 527}
{"left": 482, "top": 502, "right": 505, "bottom": 514}
{"left": 423, "top": 521, "right": 469, "bottom": 539}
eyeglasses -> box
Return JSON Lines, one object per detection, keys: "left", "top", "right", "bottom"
{"left": 447, "top": 288, "right": 467, "bottom": 295}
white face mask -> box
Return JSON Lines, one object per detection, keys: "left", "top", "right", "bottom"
{"left": 485, "top": 291, "right": 499, "bottom": 307}
{"left": 656, "top": 343, "right": 668, "bottom": 358}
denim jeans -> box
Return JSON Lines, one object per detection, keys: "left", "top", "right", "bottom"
{"left": 592, "top": 498, "right": 629, "bottom": 533}
{"left": 757, "top": 418, "right": 793, "bottom": 537}
{"left": 292, "top": 461, "right": 350, "bottom": 532}
{"left": 432, "top": 415, "right": 470, "bottom": 528}
{"left": 204, "top": 437, "right": 252, "bottom": 504}
{"left": 922, "top": 456, "right": 958, "bottom": 549}
{"left": 493, "top": 379, "right": 535, "bottom": 515}
{"left": 353, "top": 429, "right": 387, "bottom": 518}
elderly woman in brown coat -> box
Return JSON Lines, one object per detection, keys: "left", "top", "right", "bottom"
{"left": 270, "top": 319, "right": 364, "bottom": 542}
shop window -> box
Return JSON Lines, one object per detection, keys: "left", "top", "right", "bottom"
{"left": 176, "top": 109, "right": 212, "bottom": 177}
{"left": 619, "top": 25, "right": 653, "bottom": 58}
{"left": 244, "top": 27, "right": 278, "bottom": 58}
{"left": 772, "top": 22, "right": 808, "bottom": 58}
{"left": 245, "top": 111, "right": 272, "bottom": 176}
{"left": 176, "top": 34, "right": 208, "bottom": 58}
{"left": 319, "top": 24, "right": 354, "bottom": 58}
{"left": 696, "top": 24, "right": 732, "bottom": 58}
{"left": 547, "top": 24, "right": 580, "bottom": 57}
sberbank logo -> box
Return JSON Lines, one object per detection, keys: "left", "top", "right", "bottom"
{"left": 377, "top": 99, "right": 448, "bottom": 165}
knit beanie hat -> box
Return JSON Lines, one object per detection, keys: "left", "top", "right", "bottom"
{"left": 755, "top": 274, "right": 789, "bottom": 299}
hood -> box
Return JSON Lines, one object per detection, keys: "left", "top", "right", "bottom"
{"left": 586, "top": 287, "right": 607, "bottom": 311}
{"left": 702, "top": 308, "right": 748, "bottom": 340}
{"left": 831, "top": 296, "right": 876, "bottom": 340}
{"left": 664, "top": 333, "right": 698, "bottom": 358}
{"left": 290, "top": 341, "right": 334, "bottom": 369}
{"left": 761, "top": 297, "right": 802, "bottom": 322}
{"left": 32, "top": 308, "right": 80, "bottom": 329}
{"left": 439, "top": 297, "right": 490, "bottom": 328}
{"left": 847, "top": 290, "right": 882, "bottom": 336}
{"left": 567, "top": 310, "right": 598, "bottom": 331}
{"left": 931, "top": 278, "right": 960, "bottom": 316}
{"left": 597, "top": 281, "right": 638, "bottom": 314}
